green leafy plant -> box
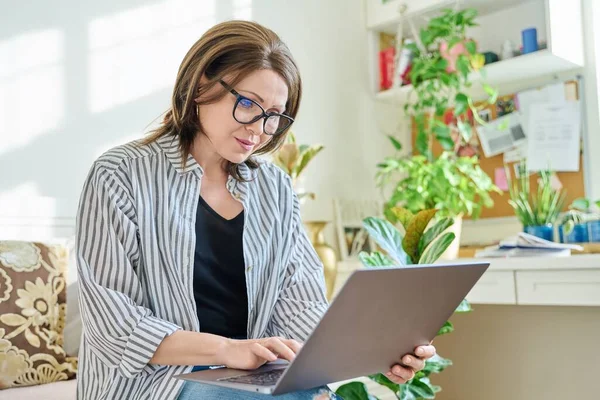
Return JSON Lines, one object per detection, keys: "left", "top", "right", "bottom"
{"left": 569, "top": 197, "right": 600, "bottom": 214}
{"left": 505, "top": 160, "right": 566, "bottom": 227}
{"left": 273, "top": 131, "right": 324, "bottom": 200}
{"left": 560, "top": 197, "right": 600, "bottom": 234}
{"left": 403, "top": 8, "right": 497, "bottom": 159}
{"left": 335, "top": 208, "right": 473, "bottom": 400}
{"left": 377, "top": 151, "right": 500, "bottom": 219}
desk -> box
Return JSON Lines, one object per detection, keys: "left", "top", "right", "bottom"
{"left": 333, "top": 254, "right": 600, "bottom": 306}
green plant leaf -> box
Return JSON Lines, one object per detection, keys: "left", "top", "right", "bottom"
{"left": 447, "top": 37, "right": 462, "bottom": 51}
{"left": 432, "top": 124, "right": 451, "bottom": 139}
{"left": 423, "top": 354, "right": 453, "bottom": 375}
{"left": 362, "top": 217, "right": 409, "bottom": 265}
{"left": 419, "top": 232, "right": 456, "bottom": 264}
{"left": 416, "top": 131, "right": 429, "bottom": 157}
{"left": 455, "top": 298, "right": 472, "bottom": 312}
{"left": 399, "top": 385, "right": 417, "bottom": 400}
{"left": 409, "top": 377, "right": 437, "bottom": 399}
{"left": 457, "top": 120, "right": 472, "bottom": 142}
{"left": 359, "top": 251, "right": 395, "bottom": 268}
{"left": 403, "top": 209, "right": 437, "bottom": 263}
{"left": 437, "top": 320, "right": 454, "bottom": 336}
{"left": 482, "top": 83, "right": 498, "bottom": 104}
{"left": 419, "top": 217, "right": 454, "bottom": 254}
{"left": 456, "top": 55, "right": 470, "bottom": 78}
{"left": 388, "top": 135, "right": 403, "bottom": 151}
{"left": 335, "top": 381, "right": 374, "bottom": 400}
{"left": 465, "top": 40, "right": 477, "bottom": 55}
{"left": 454, "top": 93, "right": 469, "bottom": 116}
{"left": 294, "top": 144, "right": 324, "bottom": 178}
{"left": 438, "top": 136, "right": 455, "bottom": 151}
{"left": 369, "top": 373, "right": 400, "bottom": 395}
{"left": 388, "top": 207, "right": 414, "bottom": 231}
{"left": 571, "top": 197, "right": 590, "bottom": 211}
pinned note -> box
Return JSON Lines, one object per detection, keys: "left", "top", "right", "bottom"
{"left": 526, "top": 102, "right": 581, "bottom": 171}
{"left": 494, "top": 167, "right": 509, "bottom": 191}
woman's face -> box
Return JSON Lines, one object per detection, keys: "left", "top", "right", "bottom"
{"left": 196, "top": 69, "right": 289, "bottom": 164}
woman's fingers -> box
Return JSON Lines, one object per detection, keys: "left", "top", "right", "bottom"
{"left": 282, "top": 338, "right": 303, "bottom": 355}
{"left": 387, "top": 365, "right": 415, "bottom": 384}
{"left": 265, "top": 337, "right": 297, "bottom": 362}
{"left": 252, "top": 342, "right": 278, "bottom": 362}
{"left": 401, "top": 354, "right": 425, "bottom": 371}
{"left": 415, "top": 345, "right": 436, "bottom": 359}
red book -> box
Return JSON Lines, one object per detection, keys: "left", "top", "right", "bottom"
{"left": 379, "top": 47, "right": 395, "bottom": 91}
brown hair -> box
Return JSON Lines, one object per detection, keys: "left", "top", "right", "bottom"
{"left": 142, "top": 20, "right": 302, "bottom": 181}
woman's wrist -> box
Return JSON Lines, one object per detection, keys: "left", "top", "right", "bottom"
{"left": 213, "top": 336, "right": 233, "bottom": 366}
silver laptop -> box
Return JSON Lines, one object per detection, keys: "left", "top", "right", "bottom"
{"left": 175, "top": 261, "right": 489, "bottom": 395}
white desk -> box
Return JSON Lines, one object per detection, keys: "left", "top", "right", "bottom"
{"left": 333, "top": 254, "right": 600, "bottom": 307}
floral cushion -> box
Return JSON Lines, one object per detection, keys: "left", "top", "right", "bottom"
{"left": 0, "top": 241, "right": 77, "bottom": 389}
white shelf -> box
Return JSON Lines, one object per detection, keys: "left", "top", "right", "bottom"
{"left": 374, "top": 49, "right": 583, "bottom": 104}
{"left": 367, "top": 0, "right": 530, "bottom": 33}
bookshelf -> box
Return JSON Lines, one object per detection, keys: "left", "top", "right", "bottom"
{"left": 366, "top": 0, "right": 585, "bottom": 103}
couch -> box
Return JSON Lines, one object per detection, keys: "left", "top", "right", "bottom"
{"left": 0, "top": 238, "right": 80, "bottom": 400}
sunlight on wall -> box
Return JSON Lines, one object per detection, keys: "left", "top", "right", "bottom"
{"left": 233, "top": 0, "right": 253, "bottom": 20}
{"left": 0, "top": 30, "right": 64, "bottom": 157}
{"left": 88, "top": 0, "right": 216, "bottom": 113}
{"left": 0, "top": 182, "right": 56, "bottom": 218}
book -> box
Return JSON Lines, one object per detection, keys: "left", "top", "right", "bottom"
{"left": 499, "top": 232, "right": 584, "bottom": 251}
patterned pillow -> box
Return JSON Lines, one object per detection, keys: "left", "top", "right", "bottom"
{"left": 0, "top": 241, "right": 77, "bottom": 389}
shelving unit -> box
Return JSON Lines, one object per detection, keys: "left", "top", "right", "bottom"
{"left": 366, "top": 0, "right": 585, "bottom": 104}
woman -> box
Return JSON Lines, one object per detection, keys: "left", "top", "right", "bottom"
{"left": 75, "top": 20, "right": 435, "bottom": 400}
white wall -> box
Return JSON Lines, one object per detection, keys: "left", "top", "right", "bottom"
{"left": 0, "top": 0, "right": 384, "bottom": 245}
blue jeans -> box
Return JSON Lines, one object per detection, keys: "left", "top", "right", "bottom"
{"left": 177, "top": 366, "right": 339, "bottom": 399}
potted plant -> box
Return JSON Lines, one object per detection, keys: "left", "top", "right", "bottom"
{"left": 560, "top": 197, "right": 600, "bottom": 243}
{"left": 272, "top": 130, "right": 324, "bottom": 203}
{"left": 335, "top": 208, "right": 472, "bottom": 400}
{"left": 375, "top": 7, "right": 501, "bottom": 259}
{"left": 376, "top": 150, "right": 500, "bottom": 259}
{"left": 505, "top": 160, "right": 566, "bottom": 241}
{"left": 402, "top": 7, "right": 496, "bottom": 160}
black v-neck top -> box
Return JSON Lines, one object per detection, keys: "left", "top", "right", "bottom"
{"left": 193, "top": 196, "right": 248, "bottom": 339}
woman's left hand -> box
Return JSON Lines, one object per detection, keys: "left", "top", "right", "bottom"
{"left": 385, "top": 344, "right": 437, "bottom": 384}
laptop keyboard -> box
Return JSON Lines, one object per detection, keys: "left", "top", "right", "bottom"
{"left": 218, "top": 368, "right": 285, "bottom": 386}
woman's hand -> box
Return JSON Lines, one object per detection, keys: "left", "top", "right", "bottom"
{"left": 385, "top": 344, "right": 437, "bottom": 384}
{"left": 216, "top": 337, "right": 303, "bottom": 370}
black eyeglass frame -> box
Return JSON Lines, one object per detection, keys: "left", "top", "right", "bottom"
{"left": 219, "top": 80, "right": 294, "bottom": 136}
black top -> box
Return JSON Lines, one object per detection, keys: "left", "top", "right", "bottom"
{"left": 193, "top": 196, "right": 248, "bottom": 339}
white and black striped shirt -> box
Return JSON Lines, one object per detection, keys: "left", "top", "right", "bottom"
{"left": 75, "top": 134, "right": 329, "bottom": 400}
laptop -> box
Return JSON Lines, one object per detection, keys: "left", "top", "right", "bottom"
{"left": 175, "top": 261, "right": 490, "bottom": 395}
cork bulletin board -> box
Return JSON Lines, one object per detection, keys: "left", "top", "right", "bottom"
{"left": 410, "top": 80, "right": 586, "bottom": 219}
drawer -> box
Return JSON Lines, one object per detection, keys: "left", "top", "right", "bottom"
{"left": 466, "top": 271, "right": 517, "bottom": 304}
{"left": 516, "top": 270, "right": 600, "bottom": 306}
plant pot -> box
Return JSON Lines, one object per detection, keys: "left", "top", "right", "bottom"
{"left": 559, "top": 223, "right": 589, "bottom": 243}
{"left": 524, "top": 224, "right": 554, "bottom": 241}
{"left": 438, "top": 215, "right": 463, "bottom": 260}
{"left": 588, "top": 220, "right": 600, "bottom": 243}
{"left": 304, "top": 221, "right": 338, "bottom": 300}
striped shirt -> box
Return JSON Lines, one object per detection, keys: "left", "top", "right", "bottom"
{"left": 75, "top": 134, "right": 329, "bottom": 400}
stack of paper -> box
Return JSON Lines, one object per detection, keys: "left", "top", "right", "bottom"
{"left": 475, "top": 232, "right": 583, "bottom": 258}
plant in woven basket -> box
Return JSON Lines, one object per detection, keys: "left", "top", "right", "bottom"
{"left": 335, "top": 208, "right": 472, "bottom": 400}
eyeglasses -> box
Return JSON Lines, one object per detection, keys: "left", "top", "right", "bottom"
{"left": 220, "top": 80, "right": 294, "bottom": 136}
